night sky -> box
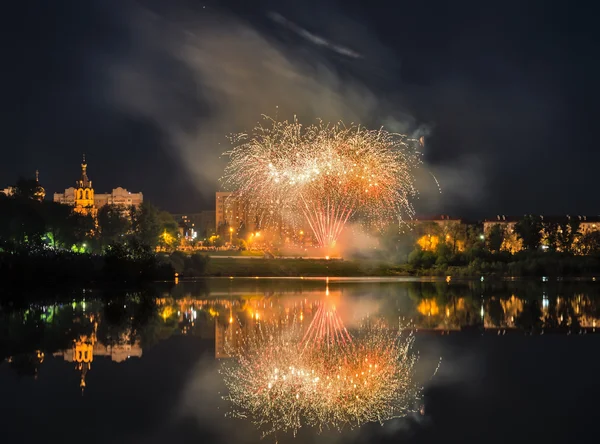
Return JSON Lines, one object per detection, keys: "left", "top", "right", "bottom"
{"left": 2, "top": 0, "right": 599, "bottom": 217}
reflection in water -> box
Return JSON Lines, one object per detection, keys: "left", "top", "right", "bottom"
{"left": 219, "top": 286, "right": 423, "bottom": 437}
{"left": 2, "top": 278, "right": 600, "bottom": 393}
{"left": 1, "top": 296, "right": 148, "bottom": 389}
{"left": 52, "top": 313, "right": 143, "bottom": 393}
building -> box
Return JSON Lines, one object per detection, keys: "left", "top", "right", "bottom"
{"left": 215, "top": 192, "right": 256, "bottom": 234}
{"left": 482, "top": 215, "right": 520, "bottom": 239}
{"left": 572, "top": 215, "right": 600, "bottom": 234}
{"left": 53, "top": 155, "right": 143, "bottom": 216}
{"left": 482, "top": 214, "right": 600, "bottom": 234}
{"left": 53, "top": 321, "right": 142, "bottom": 393}
{"left": 412, "top": 215, "right": 463, "bottom": 226}
{"left": 172, "top": 211, "right": 216, "bottom": 239}
{"left": 216, "top": 192, "right": 236, "bottom": 230}
{"left": 0, "top": 186, "right": 14, "bottom": 197}
{"left": 94, "top": 187, "right": 143, "bottom": 208}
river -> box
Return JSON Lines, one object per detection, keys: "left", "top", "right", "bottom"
{"left": 1, "top": 277, "right": 599, "bottom": 443}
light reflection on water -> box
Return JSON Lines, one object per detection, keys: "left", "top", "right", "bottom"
{"left": 1, "top": 278, "right": 600, "bottom": 443}
{"left": 3, "top": 278, "right": 600, "bottom": 379}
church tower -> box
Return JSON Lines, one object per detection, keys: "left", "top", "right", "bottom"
{"left": 74, "top": 154, "right": 95, "bottom": 215}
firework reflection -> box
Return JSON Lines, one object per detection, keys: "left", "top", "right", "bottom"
{"left": 219, "top": 292, "right": 424, "bottom": 438}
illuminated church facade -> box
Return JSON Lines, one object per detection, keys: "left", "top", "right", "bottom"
{"left": 53, "top": 155, "right": 143, "bottom": 216}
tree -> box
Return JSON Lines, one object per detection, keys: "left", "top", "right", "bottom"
{"left": 557, "top": 219, "right": 580, "bottom": 253}
{"left": 515, "top": 215, "right": 543, "bottom": 251}
{"left": 439, "top": 221, "right": 467, "bottom": 253}
{"left": 131, "top": 202, "right": 161, "bottom": 249}
{"left": 42, "top": 202, "right": 75, "bottom": 249}
{"left": 486, "top": 224, "right": 505, "bottom": 253}
{"left": 0, "top": 197, "right": 45, "bottom": 248}
{"left": 157, "top": 211, "right": 179, "bottom": 251}
{"left": 14, "top": 177, "right": 44, "bottom": 201}
{"left": 464, "top": 225, "right": 484, "bottom": 250}
{"left": 97, "top": 205, "right": 131, "bottom": 248}
{"left": 542, "top": 221, "right": 560, "bottom": 252}
{"left": 579, "top": 231, "right": 600, "bottom": 255}
{"left": 70, "top": 212, "right": 95, "bottom": 249}
{"left": 415, "top": 222, "right": 442, "bottom": 252}
{"left": 208, "top": 235, "right": 224, "bottom": 248}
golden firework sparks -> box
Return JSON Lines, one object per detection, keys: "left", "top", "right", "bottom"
{"left": 221, "top": 116, "right": 423, "bottom": 248}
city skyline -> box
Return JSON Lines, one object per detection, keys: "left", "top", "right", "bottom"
{"left": 7, "top": 162, "right": 600, "bottom": 225}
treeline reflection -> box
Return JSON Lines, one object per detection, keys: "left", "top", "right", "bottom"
{"left": 2, "top": 279, "right": 600, "bottom": 384}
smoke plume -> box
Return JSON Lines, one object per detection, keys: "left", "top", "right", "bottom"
{"left": 107, "top": 1, "right": 483, "bottom": 211}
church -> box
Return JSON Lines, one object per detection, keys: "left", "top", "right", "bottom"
{"left": 53, "top": 155, "right": 143, "bottom": 216}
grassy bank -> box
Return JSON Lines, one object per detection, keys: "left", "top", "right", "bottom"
{"left": 204, "top": 257, "right": 412, "bottom": 277}
{"left": 202, "top": 255, "right": 600, "bottom": 278}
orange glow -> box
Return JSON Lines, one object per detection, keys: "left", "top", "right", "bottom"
{"left": 417, "top": 299, "right": 440, "bottom": 316}
{"left": 417, "top": 235, "right": 439, "bottom": 251}
{"left": 160, "top": 306, "right": 174, "bottom": 321}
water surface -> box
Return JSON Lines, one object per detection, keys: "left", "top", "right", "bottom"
{"left": 1, "top": 278, "right": 599, "bottom": 443}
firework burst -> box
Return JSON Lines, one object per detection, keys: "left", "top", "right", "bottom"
{"left": 220, "top": 313, "right": 423, "bottom": 438}
{"left": 221, "top": 116, "right": 423, "bottom": 248}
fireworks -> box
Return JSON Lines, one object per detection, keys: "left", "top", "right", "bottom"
{"left": 220, "top": 307, "right": 422, "bottom": 438}
{"left": 221, "top": 117, "right": 423, "bottom": 248}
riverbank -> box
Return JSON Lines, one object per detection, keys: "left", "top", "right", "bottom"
{"left": 203, "top": 257, "right": 411, "bottom": 277}
{"left": 202, "top": 255, "right": 600, "bottom": 278}
{"left": 0, "top": 249, "right": 175, "bottom": 287}
{"left": 4, "top": 249, "right": 600, "bottom": 286}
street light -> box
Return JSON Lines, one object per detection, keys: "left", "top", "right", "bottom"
{"left": 229, "top": 227, "right": 233, "bottom": 244}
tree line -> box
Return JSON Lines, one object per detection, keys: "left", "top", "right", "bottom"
{"left": 0, "top": 178, "right": 180, "bottom": 253}
{"left": 486, "top": 215, "right": 600, "bottom": 254}
{"left": 376, "top": 216, "right": 600, "bottom": 276}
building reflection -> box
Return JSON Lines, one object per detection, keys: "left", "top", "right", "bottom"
{"left": 52, "top": 313, "right": 142, "bottom": 393}
{"left": 156, "top": 283, "right": 600, "bottom": 340}
{"left": 3, "top": 281, "right": 600, "bottom": 385}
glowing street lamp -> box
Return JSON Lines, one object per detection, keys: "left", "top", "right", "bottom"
{"left": 229, "top": 227, "right": 234, "bottom": 244}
